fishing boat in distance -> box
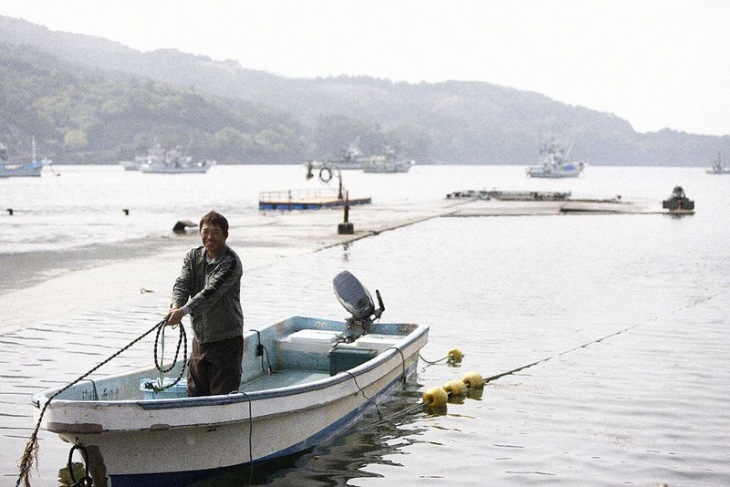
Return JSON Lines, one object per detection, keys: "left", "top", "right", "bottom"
{"left": 30, "top": 271, "right": 428, "bottom": 487}
{"left": 0, "top": 138, "right": 52, "bottom": 178}
{"left": 526, "top": 138, "right": 586, "bottom": 178}
{"left": 133, "top": 144, "right": 215, "bottom": 174}
{"left": 307, "top": 137, "right": 367, "bottom": 174}
{"left": 706, "top": 152, "right": 730, "bottom": 174}
{"left": 361, "top": 146, "right": 414, "bottom": 173}
{"left": 119, "top": 154, "right": 147, "bottom": 171}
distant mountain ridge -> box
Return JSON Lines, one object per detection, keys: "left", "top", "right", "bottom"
{"left": 1, "top": 14, "right": 728, "bottom": 166}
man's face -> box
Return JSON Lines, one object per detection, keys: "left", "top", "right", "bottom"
{"left": 200, "top": 222, "right": 227, "bottom": 258}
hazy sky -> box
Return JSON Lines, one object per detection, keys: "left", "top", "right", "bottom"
{"left": 1, "top": 0, "right": 728, "bottom": 136}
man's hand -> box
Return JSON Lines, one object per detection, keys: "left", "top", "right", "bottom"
{"left": 165, "top": 306, "right": 185, "bottom": 326}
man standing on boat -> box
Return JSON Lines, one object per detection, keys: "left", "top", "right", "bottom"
{"left": 165, "top": 210, "right": 244, "bottom": 397}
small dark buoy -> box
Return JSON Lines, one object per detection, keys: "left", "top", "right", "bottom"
{"left": 123, "top": 209, "right": 129, "bottom": 216}
{"left": 6, "top": 208, "right": 13, "bottom": 216}
{"left": 173, "top": 220, "right": 197, "bottom": 234}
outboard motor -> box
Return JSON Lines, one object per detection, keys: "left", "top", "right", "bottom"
{"left": 333, "top": 271, "right": 385, "bottom": 340}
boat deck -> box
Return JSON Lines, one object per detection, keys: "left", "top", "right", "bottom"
{"left": 241, "top": 369, "right": 330, "bottom": 392}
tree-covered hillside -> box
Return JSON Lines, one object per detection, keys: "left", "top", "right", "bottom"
{"left": 1, "top": 15, "right": 728, "bottom": 166}
{"left": 0, "top": 43, "right": 308, "bottom": 163}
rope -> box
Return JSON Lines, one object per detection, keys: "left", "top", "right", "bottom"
{"left": 419, "top": 353, "right": 449, "bottom": 365}
{"left": 482, "top": 286, "right": 730, "bottom": 384}
{"left": 148, "top": 323, "right": 187, "bottom": 392}
{"left": 481, "top": 324, "right": 640, "bottom": 384}
{"left": 67, "top": 444, "right": 93, "bottom": 487}
{"left": 387, "top": 346, "right": 407, "bottom": 383}
{"left": 16, "top": 319, "right": 167, "bottom": 487}
{"left": 250, "top": 329, "right": 272, "bottom": 374}
{"left": 368, "top": 401, "right": 425, "bottom": 428}
{"left": 344, "top": 371, "right": 382, "bottom": 420}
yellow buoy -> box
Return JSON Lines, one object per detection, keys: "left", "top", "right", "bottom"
{"left": 461, "top": 371, "right": 485, "bottom": 389}
{"left": 443, "top": 379, "right": 468, "bottom": 396}
{"left": 422, "top": 386, "right": 448, "bottom": 407}
{"left": 447, "top": 348, "right": 464, "bottom": 365}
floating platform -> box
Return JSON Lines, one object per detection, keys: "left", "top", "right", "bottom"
{"left": 446, "top": 190, "right": 571, "bottom": 201}
{"left": 445, "top": 189, "right": 653, "bottom": 215}
{"left": 259, "top": 189, "right": 372, "bottom": 211}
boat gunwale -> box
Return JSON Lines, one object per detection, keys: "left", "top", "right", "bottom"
{"left": 32, "top": 322, "right": 428, "bottom": 412}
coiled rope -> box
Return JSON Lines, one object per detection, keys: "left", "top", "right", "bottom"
{"left": 147, "top": 322, "right": 187, "bottom": 392}
{"left": 16, "top": 319, "right": 171, "bottom": 487}
{"left": 67, "top": 444, "right": 93, "bottom": 487}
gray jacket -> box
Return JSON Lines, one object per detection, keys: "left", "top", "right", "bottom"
{"left": 172, "top": 244, "right": 243, "bottom": 343}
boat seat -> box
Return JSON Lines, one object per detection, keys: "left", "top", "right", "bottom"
{"left": 334, "top": 333, "right": 402, "bottom": 353}
{"left": 278, "top": 329, "right": 344, "bottom": 353}
{"left": 277, "top": 329, "right": 344, "bottom": 370}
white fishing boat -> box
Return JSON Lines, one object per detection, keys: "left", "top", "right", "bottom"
{"left": 118, "top": 155, "right": 147, "bottom": 171}
{"left": 361, "top": 146, "right": 414, "bottom": 174}
{"left": 706, "top": 152, "right": 730, "bottom": 174}
{"left": 0, "top": 138, "right": 51, "bottom": 178}
{"left": 29, "top": 272, "right": 428, "bottom": 487}
{"left": 307, "top": 137, "right": 367, "bottom": 174}
{"left": 526, "top": 138, "right": 586, "bottom": 178}
{"left": 138, "top": 144, "right": 215, "bottom": 174}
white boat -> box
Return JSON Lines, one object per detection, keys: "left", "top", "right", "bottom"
{"left": 30, "top": 272, "right": 428, "bottom": 487}
{"left": 307, "top": 137, "right": 367, "bottom": 174}
{"left": 361, "top": 147, "right": 414, "bottom": 174}
{"left": 140, "top": 158, "right": 215, "bottom": 174}
{"left": 119, "top": 155, "right": 147, "bottom": 171}
{"left": 0, "top": 138, "right": 51, "bottom": 178}
{"left": 706, "top": 152, "right": 730, "bottom": 174}
{"left": 526, "top": 138, "right": 586, "bottom": 178}
{"left": 138, "top": 144, "right": 215, "bottom": 174}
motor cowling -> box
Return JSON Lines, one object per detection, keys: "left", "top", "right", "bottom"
{"left": 333, "top": 271, "right": 385, "bottom": 339}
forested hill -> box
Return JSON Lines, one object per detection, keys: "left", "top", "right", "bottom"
{"left": 1, "top": 15, "right": 727, "bottom": 166}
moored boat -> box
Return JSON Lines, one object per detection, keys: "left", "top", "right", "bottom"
{"left": 137, "top": 144, "right": 215, "bottom": 174}
{"left": 307, "top": 137, "right": 367, "bottom": 173}
{"left": 706, "top": 152, "right": 730, "bottom": 174}
{"left": 526, "top": 138, "right": 586, "bottom": 178}
{"left": 28, "top": 272, "right": 428, "bottom": 487}
{"left": 119, "top": 155, "right": 147, "bottom": 171}
{"left": 361, "top": 146, "right": 414, "bottom": 173}
{"left": 0, "top": 138, "right": 52, "bottom": 178}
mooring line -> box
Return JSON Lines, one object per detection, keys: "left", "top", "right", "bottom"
{"left": 17, "top": 319, "right": 167, "bottom": 487}
{"left": 484, "top": 286, "right": 729, "bottom": 384}
{"left": 483, "top": 324, "right": 639, "bottom": 383}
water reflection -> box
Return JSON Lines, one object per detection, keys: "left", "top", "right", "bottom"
{"left": 265, "top": 395, "right": 428, "bottom": 486}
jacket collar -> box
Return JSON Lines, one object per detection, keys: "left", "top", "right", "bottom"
{"left": 197, "top": 243, "right": 229, "bottom": 265}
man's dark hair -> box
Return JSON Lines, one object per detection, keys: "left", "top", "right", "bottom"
{"left": 199, "top": 211, "right": 229, "bottom": 236}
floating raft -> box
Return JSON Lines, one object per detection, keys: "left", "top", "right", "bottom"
{"left": 259, "top": 189, "right": 372, "bottom": 211}
{"left": 445, "top": 189, "right": 651, "bottom": 215}
{"left": 446, "top": 190, "right": 571, "bottom": 201}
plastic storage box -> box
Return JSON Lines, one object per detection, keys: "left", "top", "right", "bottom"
{"left": 329, "top": 347, "right": 376, "bottom": 375}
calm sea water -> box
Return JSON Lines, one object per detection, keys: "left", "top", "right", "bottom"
{"left": 1, "top": 164, "right": 729, "bottom": 486}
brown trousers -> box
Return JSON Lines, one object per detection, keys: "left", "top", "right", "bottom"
{"left": 187, "top": 335, "right": 243, "bottom": 397}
